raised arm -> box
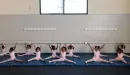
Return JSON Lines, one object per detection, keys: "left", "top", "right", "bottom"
{"left": 13, "top": 43, "right": 17, "bottom": 50}
{"left": 33, "top": 44, "right": 36, "bottom": 49}
{"left": 24, "top": 42, "right": 27, "bottom": 48}
{"left": 59, "top": 43, "right": 61, "bottom": 52}
{"left": 119, "top": 43, "right": 122, "bottom": 49}
{"left": 56, "top": 42, "right": 58, "bottom": 50}
{"left": 0, "top": 43, "right": 3, "bottom": 47}
{"left": 100, "top": 44, "right": 105, "bottom": 50}
{"left": 73, "top": 46, "right": 74, "bottom": 49}
{"left": 87, "top": 43, "right": 94, "bottom": 52}
{"left": 64, "top": 44, "right": 67, "bottom": 49}
{"left": 119, "top": 43, "right": 125, "bottom": 49}
{"left": 40, "top": 44, "right": 43, "bottom": 50}
{"left": 48, "top": 44, "right": 52, "bottom": 50}
{"left": 30, "top": 43, "right": 33, "bottom": 49}
{"left": 64, "top": 44, "right": 68, "bottom": 52}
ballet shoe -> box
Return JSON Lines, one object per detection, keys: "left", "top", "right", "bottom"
{"left": 24, "top": 60, "right": 29, "bottom": 63}
{"left": 85, "top": 62, "right": 87, "bottom": 64}
{"left": 127, "top": 62, "right": 130, "bottom": 64}
{"left": 20, "top": 61, "right": 25, "bottom": 63}
{"left": 78, "top": 56, "right": 80, "bottom": 59}
{"left": 110, "top": 62, "right": 113, "bottom": 64}
{"left": 44, "top": 59, "right": 47, "bottom": 63}
{"left": 73, "top": 62, "right": 76, "bottom": 64}
{"left": 49, "top": 61, "right": 52, "bottom": 63}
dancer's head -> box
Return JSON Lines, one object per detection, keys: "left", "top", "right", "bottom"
{"left": 68, "top": 44, "right": 74, "bottom": 50}
{"left": 95, "top": 46, "right": 101, "bottom": 51}
{"left": 26, "top": 44, "right": 31, "bottom": 49}
{"left": 61, "top": 46, "right": 67, "bottom": 52}
{"left": 51, "top": 45, "right": 56, "bottom": 50}
{"left": 9, "top": 47, "right": 15, "bottom": 53}
{"left": 36, "top": 47, "right": 41, "bottom": 52}
{"left": 1, "top": 45, "right": 5, "bottom": 49}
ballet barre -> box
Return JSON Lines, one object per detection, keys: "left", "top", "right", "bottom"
{"left": 1, "top": 42, "right": 130, "bottom": 45}
{"left": 1, "top": 42, "right": 85, "bottom": 45}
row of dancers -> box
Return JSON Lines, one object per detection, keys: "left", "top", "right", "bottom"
{"left": 0, "top": 42, "right": 130, "bottom": 64}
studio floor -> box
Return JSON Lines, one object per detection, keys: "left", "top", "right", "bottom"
{"left": 0, "top": 53, "right": 130, "bottom": 67}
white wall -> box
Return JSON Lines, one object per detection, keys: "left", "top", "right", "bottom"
{"left": 89, "top": 0, "right": 130, "bottom": 14}
{"left": 0, "top": 0, "right": 130, "bottom": 53}
{"left": 0, "top": 15, "right": 130, "bottom": 53}
{"left": 0, "top": 0, "right": 39, "bottom": 14}
{"left": 0, "top": 0, "right": 130, "bottom": 14}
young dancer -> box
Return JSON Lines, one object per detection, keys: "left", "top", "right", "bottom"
{"left": 27, "top": 44, "right": 46, "bottom": 62}
{"left": 85, "top": 43, "right": 112, "bottom": 64}
{"left": 45, "top": 43, "right": 60, "bottom": 60}
{"left": 49, "top": 43, "right": 76, "bottom": 64}
{"left": 0, "top": 43, "right": 8, "bottom": 56}
{"left": 109, "top": 44, "right": 130, "bottom": 64}
{"left": 18, "top": 42, "right": 35, "bottom": 56}
{"left": 0, "top": 43, "right": 24, "bottom": 63}
{"left": 66, "top": 44, "right": 80, "bottom": 59}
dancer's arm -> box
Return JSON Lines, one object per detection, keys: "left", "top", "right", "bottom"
{"left": 33, "top": 44, "right": 36, "bottom": 49}
{"left": 56, "top": 42, "right": 58, "bottom": 50}
{"left": 24, "top": 43, "right": 27, "bottom": 51}
{"left": 48, "top": 44, "right": 52, "bottom": 50}
{"left": 40, "top": 44, "right": 43, "bottom": 50}
{"left": 13, "top": 43, "right": 17, "bottom": 50}
{"left": 64, "top": 44, "right": 67, "bottom": 50}
{"left": 87, "top": 43, "right": 94, "bottom": 52}
{"left": 100, "top": 44, "right": 105, "bottom": 50}
{"left": 119, "top": 43, "right": 125, "bottom": 49}
{"left": 59, "top": 43, "right": 61, "bottom": 52}
{"left": 100, "top": 54, "right": 108, "bottom": 57}
{"left": 124, "top": 54, "right": 130, "bottom": 58}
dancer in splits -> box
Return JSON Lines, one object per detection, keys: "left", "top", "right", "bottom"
{"left": 85, "top": 42, "right": 112, "bottom": 64}
{"left": 45, "top": 42, "right": 60, "bottom": 60}
{"left": 66, "top": 44, "right": 80, "bottom": 59}
{"left": 27, "top": 44, "right": 46, "bottom": 62}
{"left": 18, "top": 42, "right": 35, "bottom": 56}
{"left": 0, "top": 43, "right": 24, "bottom": 63}
{"left": 109, "top": 43, "right": 130, "bottom": 64}
{"left": 0, "top": 43, "right": 8, "bottom": 56}
{"left": 49, "top": 43, "right": 76, "bottom": 64}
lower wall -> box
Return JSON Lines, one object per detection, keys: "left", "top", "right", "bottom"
{"left": 0, "top": 15, "right": 130, "bottom": 53}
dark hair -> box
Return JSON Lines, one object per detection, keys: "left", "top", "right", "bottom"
{"left": 117, "top": 49, "right": 123, "bottom": 54}
{"left": 26, "top": 45, "right": 31, "bottom": 49}
{"left": 36, "top": 47, "right": 41, "bottom": 52}
{"left": 120, "top": 45, "right": 125, "bottom": 49}
{"left": 9, "top": 47, "right": 15, "bottom": 53}
{"left": 95, "top": 46, "right": 100, "bottom": 50}
{"left": 1, "top": 45, "right": 5, "bottom": 49}
{"left": 61, "top": 46, "right": 67, "bottom": 52}
{"left": 68, "top": 45, "right": 74, "bottom": 49}
{"left": 51, "top": 45, "right": 56, "bottom": 50}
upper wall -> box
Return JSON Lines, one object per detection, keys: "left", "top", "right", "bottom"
{"left": 0, "top": 0, "right": 130, "bottom": 14}
{"left": 0, "top": 0, "right": 39, "bottom": 14}
{"left": 89, "top": 0, "right": 130, "bottom": 14}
